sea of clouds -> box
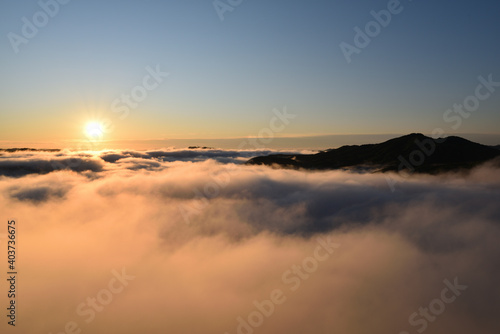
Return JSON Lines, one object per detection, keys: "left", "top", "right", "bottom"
{"left": 0, "top": 148, "right": 499, "bottom": 334}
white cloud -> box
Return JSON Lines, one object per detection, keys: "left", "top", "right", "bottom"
{"left": 0, "top": 150, "right": 499, "bottom": 333}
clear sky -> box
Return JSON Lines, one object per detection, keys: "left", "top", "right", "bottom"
{"left": 0, "top": 0, "right": 499, "bottom": 146}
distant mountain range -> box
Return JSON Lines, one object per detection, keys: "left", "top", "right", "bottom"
{"left": 246, "top": 133, "right": 500, "bottom": 174}
{"left": 0, "top": 148, "right": 60, "bottom": 153}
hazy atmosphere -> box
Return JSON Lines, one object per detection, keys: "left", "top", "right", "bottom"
{"left": 1, "top": 1, "right": 499, "bottom": 333}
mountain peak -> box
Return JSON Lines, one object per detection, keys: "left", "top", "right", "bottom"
{"left": 247, "top": 134, "right": 500, "bottom": 174}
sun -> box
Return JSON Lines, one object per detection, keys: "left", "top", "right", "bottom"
{"left": 84, "top": 121, "right": 104, "bottom": 139}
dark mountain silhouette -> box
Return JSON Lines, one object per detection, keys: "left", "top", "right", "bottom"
{"left": 246, "top": 133, "right": 500, "bottom": 174}
{"left": 188, "top": 146, "right": 215, "bottom": 150}
{"left": 0, "top": 148, "right": 60, "bottom": 153}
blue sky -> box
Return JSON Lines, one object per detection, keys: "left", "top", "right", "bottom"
{"left": 0, "top": 0, "right": 499, "bottom": 145}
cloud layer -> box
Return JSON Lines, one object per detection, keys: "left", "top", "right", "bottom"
{"left": 0, "top": 149, "right": 499, "bottom": 334}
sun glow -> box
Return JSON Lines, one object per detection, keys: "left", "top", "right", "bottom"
{"left": 85, "top": 121, "right": 104, "bottom": 139}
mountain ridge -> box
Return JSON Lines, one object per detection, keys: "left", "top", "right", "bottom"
{"left": 246, "top": 133, "right": 500, "bottom": 174}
